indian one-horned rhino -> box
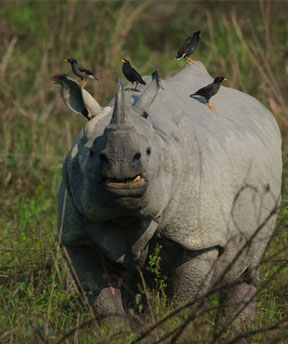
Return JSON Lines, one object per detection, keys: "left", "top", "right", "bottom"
{"left": 55, "top": 63, "right": 282, "bottom": 325}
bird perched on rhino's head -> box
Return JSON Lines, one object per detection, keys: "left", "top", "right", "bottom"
{"left": 121, "top": 59, "right": 146, "bottom": 91}
{"left": 64, "top": 58, "right": 98, "bottom": 89}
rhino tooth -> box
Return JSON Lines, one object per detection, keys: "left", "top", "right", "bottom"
{"left": 125, "top": 175, "right": 141, "bottom": 184}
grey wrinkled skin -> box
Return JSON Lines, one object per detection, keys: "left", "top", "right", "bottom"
{"left": 57, "top": 62, "right": 282, "bottom": 325}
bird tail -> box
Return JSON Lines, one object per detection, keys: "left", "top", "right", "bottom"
{"left": 88, "top": 75, "right": 99, "bottom": 81}
{"left": 140, "top": 79, "right": 146, "bottom": 85}
{"left": 190, "top": 93, "right": 196, "bottom": 97}
{"left": 175, "top": 52, "right": 185, "bottom": 60}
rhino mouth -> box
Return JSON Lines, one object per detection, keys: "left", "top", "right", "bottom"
{"left": 101, "top": 175, "right": 147, "bottom": 198}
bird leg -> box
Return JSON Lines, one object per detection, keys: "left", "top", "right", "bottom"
{"left": 81, "top": 80, "right": 87, "bottom": 89}
{"left": 126, "top": 83, "right": 133, "bottom": 92}
{"left": 133, "top": 82, "right": 138, "bottom": 91}
{"left": 73, "top": 78, "right": 80, "bottom": 82}
{"left": 184, "top": 57, "right": 192, "bottom": 64}
{"left": 186, "top": 57, "right": 199, "bottom": 65}
{"left": 207, "top": 101, "right": 216, "bottom": 112}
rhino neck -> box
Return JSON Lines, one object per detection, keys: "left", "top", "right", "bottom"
{"left": 86, "top": 218, "right": 158, "bottom": 265}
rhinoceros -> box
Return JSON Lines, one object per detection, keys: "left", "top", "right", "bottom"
{"left": 55, "top": 63, "right": 282, "bottom": 324}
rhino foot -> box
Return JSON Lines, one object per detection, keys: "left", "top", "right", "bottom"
{"left": 218, "top": 281, "right": 256, "bottom": 329}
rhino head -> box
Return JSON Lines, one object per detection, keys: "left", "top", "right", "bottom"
{"left": 85, "top": 74, "right": 173, "bottom": 220}
{"left": 92, "top": 77, "right": 157, "bottom": 198}
{"left": 56, "top": 73, "right": 175, "bottom": 223}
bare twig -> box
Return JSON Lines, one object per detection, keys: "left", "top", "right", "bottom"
{"left": 31, "top": 323, "right": 52, "bottom": 344}
{"left": 225, "top": 318, "right": 288, "bottom": 344}
{"left": 136, "top": 265, "right": 157, "bottom": 326}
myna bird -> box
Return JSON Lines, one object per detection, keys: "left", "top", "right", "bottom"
{"left": 64, "top": 58, "right": 98, "bottom": 89}
{"left": 175, "top": 31, "right": 201, "bottom": 65}
{"left": 190, "top": 76, "right": 228, "bottom": 112}
{"left": 121, "top": 59, "right": 146, "bottom": 91}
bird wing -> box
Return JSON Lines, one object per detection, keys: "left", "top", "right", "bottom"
{"left": 79, "top": 66, "right": 94, "bottom": 75}
{"left": 133, "top": 68, "right": 146, "bottom": 85}
{"left": 131, "top": 67, "right": 143, "bottom": 80}
{"left": 79, "top": 65, "right": 99, "bottom": 80}
{"left": 125, "top": 66, "right": 146, "bottom": 85}
{"left": 52, "top": 74, "right": 89, "bottom": 119}
{"left": 176, "top": 37, "right": 193, "bottom": 58}
{"left": 194, "top": 83, "right": 213, "bottom": 96}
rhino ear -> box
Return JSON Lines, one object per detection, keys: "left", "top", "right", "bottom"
{"left": 52, "top": 74, "right": 103, "bottom": 120}
{"left": 133, "top": 70, "right": 161, "bottom": 117}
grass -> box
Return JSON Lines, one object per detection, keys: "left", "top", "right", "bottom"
{"left": 0, "top": 0, "right": 288, "bottom": 343}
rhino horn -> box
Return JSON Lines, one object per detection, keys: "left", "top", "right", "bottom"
{"left": 110, "top": 77, "right": 126, "bottom": 125}
{"left": 133, "top": 70, "right": 160, "bottom": 115}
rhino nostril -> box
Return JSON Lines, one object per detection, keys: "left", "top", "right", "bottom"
{"left": 99, "top": 153, "right": 108, "bottom": 163}
{"left": 133, "top": 152, "right": 141, "bottom": 161}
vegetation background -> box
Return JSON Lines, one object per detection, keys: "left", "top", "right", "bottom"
{"left": 0, "top": 0, "right": 287, "bottom": 343}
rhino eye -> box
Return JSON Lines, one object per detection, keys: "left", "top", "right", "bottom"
{"left": 146, "top": 147, "right": 151, "bottom": 155}
{"left": 142, "top": 111, "right": 149, "bottom": 119}
{"left": 89, "top": 150, "right": 94, "bottom": 158}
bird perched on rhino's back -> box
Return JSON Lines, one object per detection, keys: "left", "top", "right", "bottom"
{"left": 175, "top": 30, "right": 201, "bottom": 65}
{"left": 121, "top": 59, "right": 146, "bottom": 91}
{"left": 190, "top": 76, "right": 227, "bottom": 111}
{"left": 56, "top": 62, "right": 282, "bottom": 327}
{"left": 64, "top": 58, "right": 98, "bottom": 89}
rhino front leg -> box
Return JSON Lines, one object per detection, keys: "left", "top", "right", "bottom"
{"left": 64, "top": 245, "right": 126, "bottom": 321}
{"left": 58, "top": 183, "right": 126, "bottom": 324}
{"left": 219, "top": 278, "right": 256, "bottom": 328}
{"left": 167, "top": 248, "right": 219, "bottom": 305}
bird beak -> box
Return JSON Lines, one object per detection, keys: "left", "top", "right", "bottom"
{"left": 224, "top": 78, "right": 228, "bottom": 81}
{"left": 121, "top": 59, "right": 126, "bottom": 63}
{"left": 64, "top": 58, "right": 68, "bottom": 62}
